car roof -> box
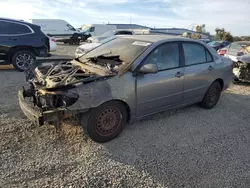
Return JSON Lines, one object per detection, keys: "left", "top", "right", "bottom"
{"left": 119, "top": 34, "right": 196, "bottom": 43}
{"left": 0, "top": 17, "right": 37, "bottom": 27}
{"left": 0, "top": 17, "right": 28, "bottom": 24}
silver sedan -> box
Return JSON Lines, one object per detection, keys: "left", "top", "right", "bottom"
{"left": 19, "top": 35, "right": 233, "bottom": 143}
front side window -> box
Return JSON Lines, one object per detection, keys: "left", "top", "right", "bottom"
{"left": 67, "top": 24, "right": 76, "bottom": 31}
{"left": 0, "top": 21, "right": 32, "bottom": 35}
{"left": 183, "top": 43, "right": 206, "bottom": 66}
{"left": 144, "top": 42, "right": 180, "bottom": 70}
{"left": 89, "top": 27, "right": 95, "bottom": 32}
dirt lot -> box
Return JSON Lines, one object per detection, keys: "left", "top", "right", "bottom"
{"left": 1, "top": 44, "right": 250, "bottom": 187}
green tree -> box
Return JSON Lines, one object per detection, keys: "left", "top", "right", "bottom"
{"left": 215, "top": 28, "right": 233, "bottom": 42}
{"left": 223, "top": 32, "right": 233, "bottom": 42}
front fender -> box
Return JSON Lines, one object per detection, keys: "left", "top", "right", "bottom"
{"left": 67, "top": 80, "right": 113, "bottom": 112}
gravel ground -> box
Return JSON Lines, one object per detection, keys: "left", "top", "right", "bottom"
{"left": 1, "top": 45, "right": 250, "bottom": 187}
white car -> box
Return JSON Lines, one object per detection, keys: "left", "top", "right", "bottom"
{"left": 87, "top": 29, "right": 135, "bottom": 43}
{"left": 49, "top": 37, "right": 57, "bottom": 52}
{"left": 75, "top": 35, "right": 117, "bottom": 58}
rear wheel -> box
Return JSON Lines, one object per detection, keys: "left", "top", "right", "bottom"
{"left": 80, "top": 101, "right": 128, "bottom": 143}
{"left": 200, "top": 81, "right": 222, "bottom": 109}
{"left": 11, "top": 50, "right": 36, "bottom": 72}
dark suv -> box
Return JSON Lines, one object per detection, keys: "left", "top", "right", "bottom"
{"left": 0, "top": 18, "right": 50, "bottom": 71}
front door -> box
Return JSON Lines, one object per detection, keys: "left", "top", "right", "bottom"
{"left": 136, "top": 42, "right": 184, "bottom": 117}
{"left": 182, "top": 42, "right": 216, "bottom": 103}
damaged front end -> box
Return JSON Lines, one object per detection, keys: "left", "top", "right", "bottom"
{"left": 19, "top": 59, "right": 118, "bottom": 131}
{"left": 233, "top": 55, "right": 250, "bottom": 82}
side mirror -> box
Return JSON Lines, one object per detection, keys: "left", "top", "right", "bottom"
{"left": 139, "top": 64, "right": 158, "bottom": 74}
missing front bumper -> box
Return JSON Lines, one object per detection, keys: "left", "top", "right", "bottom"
{"left": 18, "top": 90, "right": 44, "bottom": 125}
{"left": 18, "top": 90, "right": 65, "bottom": 129}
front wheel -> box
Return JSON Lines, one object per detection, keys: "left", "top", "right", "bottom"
{"left": 200, "top": 81, "right": 222, "bottom": 109}
{"left": 11, "top": 50, "right": 36, "bottom": 72}
{"left": 80, "top": 101, "right": 128, "bottom": 143}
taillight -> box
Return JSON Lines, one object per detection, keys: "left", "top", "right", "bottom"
{"left": 51, "top": 38, "right": 56, "bottom": 42}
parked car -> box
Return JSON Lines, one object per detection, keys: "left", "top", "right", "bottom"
{"left": 232, "top": 54, "right": 250, "bottom": 83}
{"left": 87, "top": 29, "right": 135, "bottom": 43}
{"left": 207, "top": 41, "right": 231, "bottom": 51}
{"left": 81, "top": 24, "right": 117, "bottom": 37}
{"left": 49, "top": 37, "right": 57, "bottom": 52}
{"left": 0, "top": 18, "right": 50, "bottom": 71}
{"left": 29, "top": 19, "right": 87, "bottom": 44}
{"left": 75, "top": 35, "right": 117, "bottom": 58}
{"left": 222, "top": 41, "right": 250, "bottom": 83}
{"left": 19, "top": 35, "right": 233, "bottom": 143}
{"left": 224, "top": 41, "right": 250, "bottom": 62}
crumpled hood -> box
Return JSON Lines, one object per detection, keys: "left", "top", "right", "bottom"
{"left": 26, "top": 59, "right": 117, "bottom": 89}
{"left": 26, "top": 61, "right": 105, "bottom": 89}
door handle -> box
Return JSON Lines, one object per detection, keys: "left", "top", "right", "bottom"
{"left": 208, "top": 65, "right": 214, "bottom": 71}
{"left": 175, "top": 71, "right": 184, "bottom": 78}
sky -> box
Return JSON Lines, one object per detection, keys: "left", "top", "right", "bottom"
{"left": 0, "top": 0, "right": 249, "bottom": 36}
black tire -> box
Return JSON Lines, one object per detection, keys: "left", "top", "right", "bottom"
{"left": 232, "top": 75, "right": 240, "bottom": 84}
{"left": 72, "top": 33, "right": 80, "bottom": 45}
{"left": 200, "top": 81, "right": 222, "bottom": 109}
{"left": 11, "top": 50, "right": 36, "bottom": 72}
{"left": 80, "top": 101, "right": 128, "bottom": 143}
{"left": 69, "top": 39, "right": 73, "bottom": 45}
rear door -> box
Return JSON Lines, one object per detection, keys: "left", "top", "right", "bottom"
{"left": 0, "top": 21, "right": 10, "bottom": 63}
{"left": 182, "top": 42, "right": 216, "bottom": 103}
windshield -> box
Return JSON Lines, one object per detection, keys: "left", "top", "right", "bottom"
{"left": 207, "top": 41, "right": 221, "bottom": 46}
{"left": 81, "top": 25, "right": 91, "bottom": 32}
{"left": 101, "top": 30, "right": 115, "bottom": 37}
{"left": 99, "top": 36, "right": 117, "bottom": 44}
{"left": 79, "top": 38, "right": 151, "bottom": 69}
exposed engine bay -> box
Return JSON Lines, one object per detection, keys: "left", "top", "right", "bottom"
{"left": 23, "top": 55, "right": 124, "bottom": 109}
{"left": 233, "top": 61, "right": 250, "bottom": 82}
{"left": 20, "top": 56, "right": 125, "bottom": 130}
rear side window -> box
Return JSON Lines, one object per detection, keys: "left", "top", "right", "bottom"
{"left": 206, "top": 50, "right": 213, "bottom": 62}
{"left": 0, "top": 21, "right": 32, "bottom": 35}
{"left": 183, "top": 43, "right": 206, "bottom": 65}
